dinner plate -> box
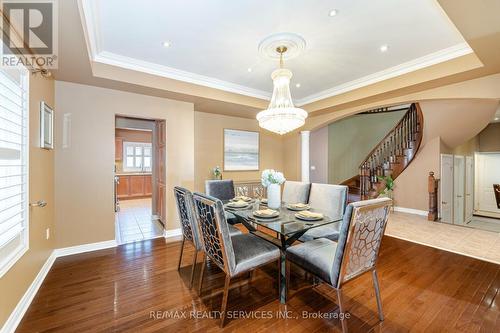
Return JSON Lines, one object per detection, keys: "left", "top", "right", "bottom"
{"left": 253, "top": 210, "right": 279, "bottom": 219}
{"left": 286, "top": 203, "right": 310, "bottom": 211}
{"left": 295, "top": 213, "right": 324, "bottom": 221}
{"left": 226, "top": 202, "right": 249, "bottom": 209}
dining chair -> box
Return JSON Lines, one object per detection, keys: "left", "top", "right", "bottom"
{"left": 282, "top": 181, "right": 311, "bottom": 204}
{"left": 286, "top": 197, "right": 392, "bottom": 332}
{"left": 299, "top": 183, "right": 348, "bottom": 242}
{"left": 205, "top": 179, "right": 235, "bottom": 201}
{"left": 205, "top": 179, "right": 239, "bottom": 224}
{"left": 174, "top": 186, "right": 241, "bottom": 289}
{"left": 192, "top": 192, "right": 280, "bottom": 327}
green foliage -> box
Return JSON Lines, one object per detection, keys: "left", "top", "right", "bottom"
{"left": 377, "top": 175, "right": 394, "bottom": 194}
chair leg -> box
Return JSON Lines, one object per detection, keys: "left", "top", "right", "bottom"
{"left": 336, "top": 288, "right": 348, "bottom": 333}
{"left": 198, "top": 254, "right": 206, "bottom": 295}
{"left": 189, "top": 250, "right": 198, "bottom": 289}
{"left": 372, "top": 269, "right": 384, "bottom": 321}
{"left": 177, "top": 237, "right": 185, "bottom": 271}
{"left": 220, "top": 274, "right": 231, "bottom": 328}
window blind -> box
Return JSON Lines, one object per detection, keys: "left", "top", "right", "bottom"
{"left": 0, "top": 66, "right": 29, "bottom": 277}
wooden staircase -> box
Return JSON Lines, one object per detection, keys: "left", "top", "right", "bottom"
{"left": 342, "top": 103, "right": 424, "bottom": 202}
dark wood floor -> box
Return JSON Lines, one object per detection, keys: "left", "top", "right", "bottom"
{"left": 16, "top": 235, "right": 499, "bottom": 332}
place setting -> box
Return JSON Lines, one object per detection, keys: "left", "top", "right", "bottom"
{"left": 252, "top": 208, "right": 280, "bottom": 221}
{"left": 225, "top": 195, "right": 254, "bottom": 210}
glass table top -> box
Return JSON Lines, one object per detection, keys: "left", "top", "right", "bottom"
{"left": 224, "top": 200, "right": 343, "bottom": 237}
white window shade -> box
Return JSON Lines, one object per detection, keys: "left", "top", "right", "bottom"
{"left": 0, "top": 66, "right": 29, "bottom": 278}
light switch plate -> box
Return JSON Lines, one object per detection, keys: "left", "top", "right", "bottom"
{"left": 46, "top": 228, "right": 50, "bottom": 240}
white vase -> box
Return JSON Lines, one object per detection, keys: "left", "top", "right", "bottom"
{"left": 267, "top": 183, "right": 281, "bottom": 209}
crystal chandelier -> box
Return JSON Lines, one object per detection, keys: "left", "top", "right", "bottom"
{"left": 256, "top": 46, "right": 308, "bottom": 135}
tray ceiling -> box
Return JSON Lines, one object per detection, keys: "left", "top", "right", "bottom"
{"left": 80, "top": 0, "right": 471, "bottom": 105}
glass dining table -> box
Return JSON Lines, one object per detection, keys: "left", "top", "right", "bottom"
{"left": 224, "top": 200, "right": 343, "bottom": 304}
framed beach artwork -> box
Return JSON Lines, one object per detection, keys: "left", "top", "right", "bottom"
{"left": 223, "top": 129, "right": 260, "bottom": 171}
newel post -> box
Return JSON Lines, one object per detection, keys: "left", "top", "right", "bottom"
{"left": 428, "top": 171, "right": 439, "bottom": 221}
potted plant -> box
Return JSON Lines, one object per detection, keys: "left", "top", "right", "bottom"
{"left": 261, "top": 169, "right": 286, "bottom": 209}
{"left": 377, "top": 175, "right": 394, "bottom": 200}
{"left": 212, "top": 166, "right": 222, "bottom": 180}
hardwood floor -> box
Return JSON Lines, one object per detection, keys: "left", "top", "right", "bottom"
{"left": 16, "top": 236, "right": 499, "bottom": 332}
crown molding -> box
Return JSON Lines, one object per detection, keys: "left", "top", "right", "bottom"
{"left": 78, "top": 0, "right": 473, "bottom": 107}
{"left": 94, "top": 51, "right": 272, "bottom": 100}
{"left": 294, "top": 43, "right": 473, "bottom": 106}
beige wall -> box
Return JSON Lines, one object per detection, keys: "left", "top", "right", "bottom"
{"left": 194, "top": 112, "right": 284, "bottom": 192}
{"left": 55, "top": 81, "right": 194, "bottom": 247}
{"left": 0, "top": 75, "right": 55, "bottom": 327}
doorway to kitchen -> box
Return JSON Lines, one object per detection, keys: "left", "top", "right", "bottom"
{"left": 114, "top": 116, "right": 166, "bottom": 244}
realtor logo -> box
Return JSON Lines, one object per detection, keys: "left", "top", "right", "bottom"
{"left": 1, "top": 0, "right": 58, "bottom": 68}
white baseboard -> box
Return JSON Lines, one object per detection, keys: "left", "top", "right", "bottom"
{"left": 393, "top": 206, "right": 428, "bottom": 217}
{"left": 1, "top": 251, "right": 57, "bottom": 333}
{"left": 1, "top": 239, "right": 118, "bottom": 333}
{"left": 54, "top": 240, "right": 118, "bottom": 257}
{"left": 164, "top": 228, "right": 182, "bottom": 238}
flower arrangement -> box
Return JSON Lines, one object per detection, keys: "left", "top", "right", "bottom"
{"left": 212, "top": 166, "right": 222, "bottom": 180}
{"left": 377, "top": 175, "right": 394, "bottom": 197}
{"left": 261, "top": 169, "right": 286, "bottom": 187}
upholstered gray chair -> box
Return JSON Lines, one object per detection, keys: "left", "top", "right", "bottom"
{"left": 205, "top": 179, "right": 239, "bottom": 224}
{"left": 299, "top": 184, "right": 348, "bottom": 242}
{"left": 282, "top": 181, "right": 311, "bottom": 204}
{"left": 286, "top": 198, "right": 392, "bottom": 332}
{"left": 205, "top": 179, "right": 235, "bottom": 201}
{"left": 174, "top": 186, "right": 241, "bottom": 289}
{"left": 192, "top": 192, "right": 280, "bottom": 327}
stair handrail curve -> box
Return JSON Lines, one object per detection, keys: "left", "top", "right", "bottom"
{"left": 358, "top": 103, "right": 424, "bottom": 199}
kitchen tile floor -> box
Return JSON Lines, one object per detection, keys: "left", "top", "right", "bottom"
{"left": 386, "top": 211, "right": 500, "bottom": 264}
{"left": 115, "top": 198, "right": 164, "bottom": 244}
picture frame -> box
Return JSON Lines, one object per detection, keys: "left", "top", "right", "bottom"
{"left": 223, "top": 129, "right": 260, "bottom": 171}
{"left": 40, "top": 101, "right": 54, "bottom": 149}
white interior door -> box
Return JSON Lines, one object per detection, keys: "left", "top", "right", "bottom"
{"left": 440, "top": 154, "right": 454, "bottom": 223}
{"left": 453, "top": 155, "right": 465, "bottom": 225}
{"left": 465, "top": 156, "right": 474, "bottom": 223}
{"left": 474, "top": 153, "right": 500, "bottom": 218}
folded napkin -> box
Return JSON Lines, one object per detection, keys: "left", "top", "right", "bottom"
{"left": 290, "top": 203, "right": 308, "bottom": 208}
{"left": 297, "top": 211, "right": 323, "bottom": 218}
{"left": 229, "top": 200, "right": 247, "bottom": 206}
{"left": 254, "top": 209, "right": 277, "bottom": 216}
{"left": 233, "top": 195, "right": 251, "bottom": 201}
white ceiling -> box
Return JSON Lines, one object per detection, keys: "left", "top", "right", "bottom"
{"left": 82, "top": 0, "right": 469, "bottom": 105}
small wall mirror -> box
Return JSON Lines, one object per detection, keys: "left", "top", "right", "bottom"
{"left": 40, "top": 102, "right": 54, "bottom": 149}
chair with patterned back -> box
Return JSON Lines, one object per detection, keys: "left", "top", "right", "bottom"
{"left": 174, "top": 186, "right": 241, "bottom": 289}
{"left": 286, "top": 197, "right": 392, "bottom": 332}
{"left": 192, "top": 192, "right": 280, "bottom": 327}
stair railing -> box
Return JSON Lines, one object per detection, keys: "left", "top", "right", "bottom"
{"left": 359, "top": 103, "right": 423, "bottom": 199}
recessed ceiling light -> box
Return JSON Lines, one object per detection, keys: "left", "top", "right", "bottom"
{"left": 162, "top": 41, "right": 171, "bottom": 47}
{"left": 295, "top": 83, "right": 301, "bottom": 88}
{"left": 329, "top": 9, "right": 338, "bottom": 17}
{"left": 380, "top": 44, "right": 389, "bottom": 52}
{"left": 247, "top": 67, "right": 252, "bottom": 73}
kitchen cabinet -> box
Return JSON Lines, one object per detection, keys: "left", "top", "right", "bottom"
{"left": 117, "top": 175, "right": 130, "bottom": 198}
{"left": 117, "top": 174, "right": 152, "bottom": 199}
{"left": 115, "top": 137, "right": 123, "bottom": 161}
